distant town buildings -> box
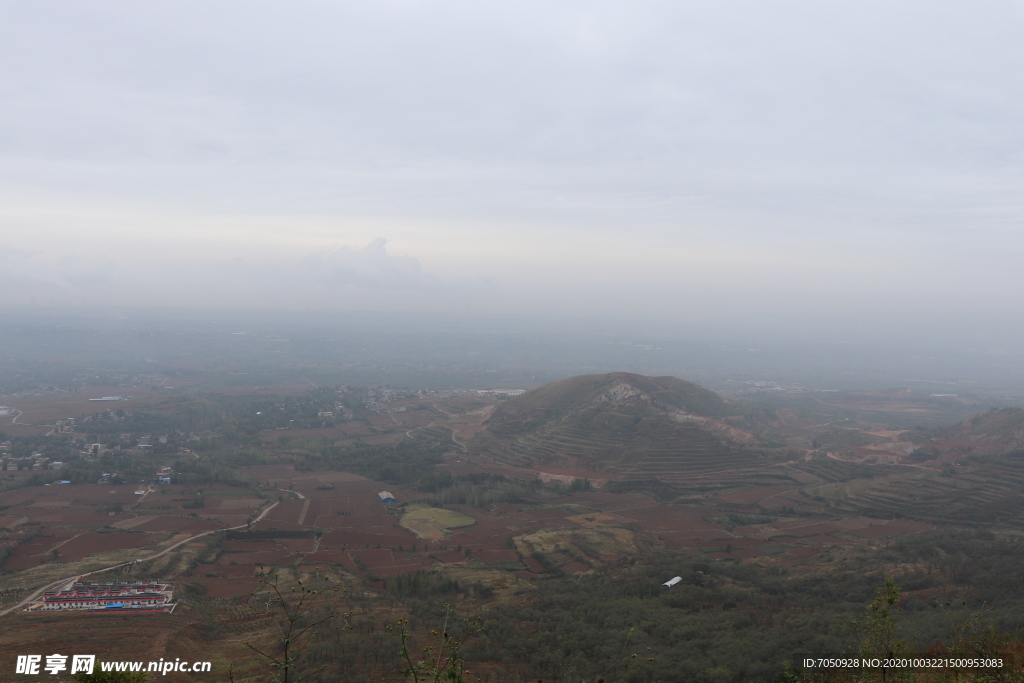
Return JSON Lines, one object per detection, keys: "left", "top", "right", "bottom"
{"left": 477, "top": 389, "right": 526, "bottom": 398}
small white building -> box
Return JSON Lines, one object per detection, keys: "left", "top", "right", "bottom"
{"left": 663, "top": 576, "right": 682, "bottom": 588}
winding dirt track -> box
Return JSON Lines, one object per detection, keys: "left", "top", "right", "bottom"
{"left": 0, "top": 497, "right": 282, "bottom": 618}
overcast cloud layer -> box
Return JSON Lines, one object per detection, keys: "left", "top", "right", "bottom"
{"left": 2, "top": 2, "right": 1023, "bottom": 341}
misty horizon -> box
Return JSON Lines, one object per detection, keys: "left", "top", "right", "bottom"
{"left": 3, "top": 2, "right": 1024, "bottom": 346}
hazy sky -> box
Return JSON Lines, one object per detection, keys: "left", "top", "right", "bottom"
{"left": 2, "top": 2, "right": 1023, "bottom": 340}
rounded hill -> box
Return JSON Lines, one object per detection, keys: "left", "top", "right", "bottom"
{"left": 474, "top": 372, "right": 784, "bottom": 480}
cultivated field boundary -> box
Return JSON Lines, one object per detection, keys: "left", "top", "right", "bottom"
{"left": 0, "top": 498, "right": 282, "bottom": 618}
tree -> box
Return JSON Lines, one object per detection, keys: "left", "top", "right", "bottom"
{"left": 859, "top": 579, "right": 907, "bottom": 683}
{"left": 389, "top": 603, "right": 482, "bottom": 683}
{"left": 240, "top": 568, "right": 348, "bottom": 683}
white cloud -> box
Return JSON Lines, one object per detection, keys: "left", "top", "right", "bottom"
{"left": 0, "top": 1, "right": 1023, "bottom": 340}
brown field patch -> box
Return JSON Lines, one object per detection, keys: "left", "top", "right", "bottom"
{"left": 338, "top": 422, "right": 374, "bottom": 436}
{"left": 799, "top": 534, "right": 851, "bottom": 545}
{"left": 4, "top": 386, "right": 162, "bottom": 425}
{"left": 297, "top": 551, "right": 348, "bottom": 565}
{"left": 846, "top": 522, "right": 929, "bottom": 540}
{"left": 217, "top": 551, "right": 294, "bottom": 565}
{"left": 473, "top": 549, "right": 521, "bottom": 563}
{"left": 763, "top": 523, "right": 841, "bottom": 538}
{"left": 194, "top": 577, "right": 261, "bottom": 598}
{"left": 277, "top": 538, "right": 316, "bottom": 553}
{"left": 320, "top": 531, "right": 394, "bottom": 549}
{"left": 252, "top": 520, "right": 307, "bottom": 531}
{"left": 215, "top": 497, "right": 264, "bottom": 510}
{"left": 3, "top": 555, "right": 50, "bottom": 570}
{"left": 522, "top": 557, "right": 545, "bottom": 572}
{"left": 134, "top": 516, "right": 222, "bottom": 532}
{"left": 350, "top": 548, "right": 395, "bottom": 567}
{"left": 360, "top": 434, "right": 401, "bottom": 446}
{"left": 263, "top": 498, "right": 306, "bottom": 524}
{"left": 194, "top": 565, "right": 256, "bottom": 578}
{"left": 112, "top": 515, "right": 156, "bottom": 529}
{"left": 55, "top": 532, "right": 151, "bottom": 560}
{"left": 433, "top": 551, "right": 468, "bottom": 563}
{"left": 223, "top": 541, "right": 283, "bottom": 552}
{"left": 715, "top": 487, "right": 792, "bottom": 505}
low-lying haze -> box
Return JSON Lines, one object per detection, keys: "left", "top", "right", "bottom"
{"left": 2, "top": 1, "right": 1023, "bottom": 343}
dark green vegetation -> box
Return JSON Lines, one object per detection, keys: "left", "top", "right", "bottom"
{"left": 216, "top": 532, "right": 1024, "bottom": 683}
{"left": 474, "top": 373, "right": 792, "bottom": 479}
{"left": 7, "top": 369, "right": 1024, "bottom": 682}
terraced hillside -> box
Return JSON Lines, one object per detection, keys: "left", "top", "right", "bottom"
{"left": 790, "top": 402, "right": 1024, "bottom": 527}
{"left": 914, "top": 407, "right": 1024, "bottom": 456}
{"left": 472, "top": 372, "right": 792, "bottom": 479}
{"left": 798, "top": 454, "right": 1024, "bottom": 525}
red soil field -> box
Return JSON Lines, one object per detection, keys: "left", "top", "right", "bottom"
{"left": 523, "top": 557, "right": 545, "bottom": 572}
{"left": 320, "top": 531, "right": 395, "bottom": 549}
{"left": 706, "top": 552, "right": 734, "bottom": 560}
{"left": 0, "top": 489, "right": 39, "bottom": 506}
{"left": 2, "top": 424, "right": 51, "bottom": 437}
{"left": 561, "top": 562, "right": 588, "bottom": 573}
{"left": 474, "top": 549, "right": 521, "bottom": 563}
{"left": 335, "top": 553, "right": 364, "bottom": 576}
{"left": 6, "top": 555, "right": 56, "bottom": 570}
{"left": 296, "top": 551, "right": 348, "bottom": 565}
{"left": 364, "top": 414, "right": 394, "bottom": 428}
{"left": 360, "top": 434, "right": 401, "bottom": 446}
{"left": 881, "top": 519, "right": 933, "bottom": 534}
{"left": 56, "top": 532, "right": 151, "bottom": 560}
{"left": 372, "top": 558, "right": 438, "bottom": 577}
{"left": 4, "top": 385, "right": 160, "bottom": 425}
{"left": 349, "top": 549, "right": 395, "bottom": 567}
{"left": 766, "top": 522, "right": 841, "bottom": 536}
{"left": 277, "top": 538, "right": 316, "bottom": 552}
{"left": 193, "top": 577, "right": 261, "bottom": 598}
{"left": 433, "top": 551, "right": 468, "bottom": 563}
{"left": 223, "top": 541, "right": 283, "bottom": 552}
{"left": 778, "top": 546, "right": 820, "bottom": 559}
{"left": 193, "top": 565, "right": 256, "bottom": 578}
{"left": 758, "top": 497, "right": 801, "bottom": 509}
{"left": 263, "top": 498, "right": 306, "bottom": 524}
{"left": 135, "top": 517, "right": 222, "bottom": 532}
{"left": 831, "top": 517, "right": 878, "bottom": 531}
{"left": 846, "top": 523, "right": 925, "bottom": 540}
{"left": 251, "top": 520, "right": 306, "bottom": 531}
{"left": 799, "top": 534, "right": 851, "bottom": 545}
{"left": 217, "top": 551, "right": 293, "bottom": 565}
{"left": 661, "top": 535, "right": 735, "bottom": 550}
{"left": 338, "top": 422, "right": 374, "bottom": 436}
{"left": 641, "top": 518, "right": 722, "bottom": 532}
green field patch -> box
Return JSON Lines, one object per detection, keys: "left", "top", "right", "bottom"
{"left": 399, "top": 505, "right": 475, "bottom": 540}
